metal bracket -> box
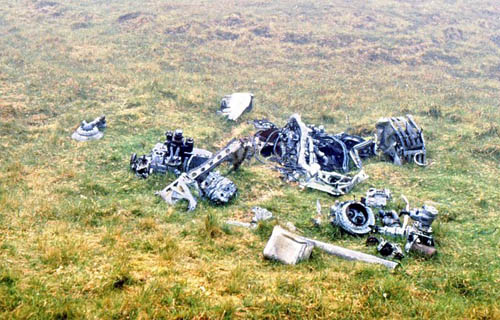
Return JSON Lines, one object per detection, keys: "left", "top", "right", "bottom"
{"left": 155, "top": 173, "right": 198, "bottom": 211}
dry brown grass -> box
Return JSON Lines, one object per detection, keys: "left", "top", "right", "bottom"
{"left": 0, "top": 0, "right": 499, "bottom": 318}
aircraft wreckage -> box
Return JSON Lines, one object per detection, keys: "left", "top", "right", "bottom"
{"left": 130, "top": 129, "right": 252, "bottom": 211}
{"left": 128, "top": 112, "right": 437, "bottom": 263}
{"left": 130, "top": 114, "right": 427, "bottom": 211}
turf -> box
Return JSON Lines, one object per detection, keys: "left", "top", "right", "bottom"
{"left": 0, "top": 0, "right": 499, "bottom": 318}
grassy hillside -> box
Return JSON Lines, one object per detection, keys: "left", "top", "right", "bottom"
{"left": 1, "top": 0, "right": 499, "bottom": 318}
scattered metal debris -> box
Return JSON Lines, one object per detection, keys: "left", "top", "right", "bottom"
{"left": 375, "top": 115, "right": 427, "bottom": 166}
{"left": 373, "top": 201, "right": 438, "bottom": 257}
{"left": 330, "top": 200, "right": 375, "bottom": 235}
{"left": 358, "top": 192, "right": 439, "bottom": 257}
{"left": 131, "top": 114, "right": 428, "bottom": 213}
{"left": 363, "top": 188, "right": 392, "bottom": 208}
{"left": 219, "top": 92, "right": 254, "bottom": 121}
{"left": 253, "top": 114, "right": 372, "bottom": 196}
{"left": 127, "top": 112, "right": 437, "bottom": 265}
{"left": 71, "top": 116, "right": 106, "bottom": 141}
{"left": 156, "top": 138, "right": 253, "bottom": 211}
{"left": 131, "top": 129, "right": 252, "bottom": 211}
{"left": 264, "top": 226, "right": 398, "bottom": 269}
{"left": 314, "top": 186, "right": 438, "bottom": 260}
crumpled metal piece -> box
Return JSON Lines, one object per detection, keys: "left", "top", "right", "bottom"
{"left": 155, "top": 173, "right": 198, "bottom": 211}
{"left": 219, "top": 92, "right": 254, "bottom": 121}
{"left": 378, "top": 239, "right": 404, "bottom": 260}
{"left": 302, "top": 168, "right": 368, "bottom": 196}
{"left": 71, "top": 116, "right": 106, "bottom": 141}
{"left": 156, "top": 171, "right": 239, "bottom": 211}
{"left": 330, "top": 200, "right": 375, "bottom": 235}
{"left": 375, "top": 114, "right": 427, "bottom": 166}
{"left": 253, "top": 114, "right": 373, "bottom": 196}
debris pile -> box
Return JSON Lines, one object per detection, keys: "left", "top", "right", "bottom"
{"left": 154, "top": 137, "right": 252, "bottom": 211}
{"left": 131, "top": 113, "right": 428, "bottom": 209}
{"left": 311, "top": 185, "right": 439, "bottom": 261}
{"left": 131, "top": 129, "right": 252, "bottom": 211}
{"left": 373, "top": 201, "right": 438, "bottom": 257}
{"left": 253, "top": 114, "right": 373, "bottom": 196}
{"left": 130, "top": 129, "right": 212, "bottom": 178}
{"left": 252, "top": 113, "right": 427, "bottom": 197}
{"left": 125, "top": 107, "right": 436, "bottom": 267}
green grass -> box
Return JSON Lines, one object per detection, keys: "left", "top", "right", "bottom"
{"left": 1, "top": 0, "right": 500, "bottom": 318}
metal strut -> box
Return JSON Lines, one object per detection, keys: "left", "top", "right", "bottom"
{"left": 156, "top": 138, "right": 251, "bottom": 211}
